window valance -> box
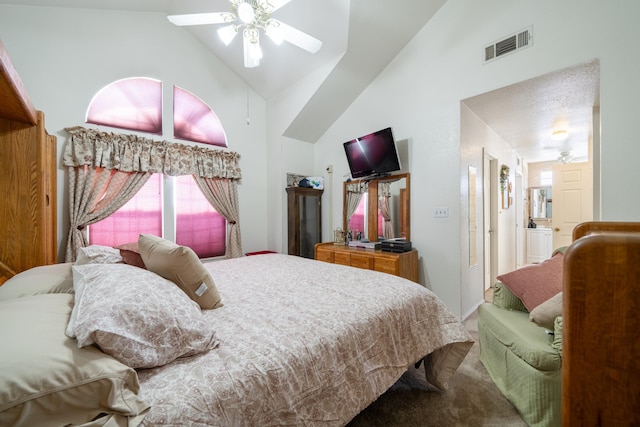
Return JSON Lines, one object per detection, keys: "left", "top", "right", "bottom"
{"left": 63, "top": 127, "right": 241, "bottom": 180}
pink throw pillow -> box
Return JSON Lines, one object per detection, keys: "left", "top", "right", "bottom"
{"left": 497, "top": 253, "right": 564, "bottom": 312}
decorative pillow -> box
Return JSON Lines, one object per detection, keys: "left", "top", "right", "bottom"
{"left": 529, "top": 291, "right": 563, "bottom": 330}
{"left": 496, "top": 252, "right": 564, "bottom": 312}
{"left": 71, "top": 263, "right": 219, "bottom": 368}
{"left": 138, "top": 234, "right": 222, "bottom": 309}
{"left": 75, "top": 245, "right": 123, "bottom": 265}
{"left": 0, "top": 293, "right": 149, "bottom": 427}
{"left": 0, "top": 263, "right": 73, "bottom": 302}
{"left": 115, "top": 242, "right": 146, "bottom": 269}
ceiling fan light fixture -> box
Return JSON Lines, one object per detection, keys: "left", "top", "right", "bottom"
{"left": 217, "top": 25, "right": 238, "bottom": 45}
{"left": 266, "top": 21, "right": 284, "bottom": 45}
{"left": 168, "top": 0, "right": 321, "bottom": 68}
{"left": 237, "top": 2, "right": 255, "bottom": 24}
{"left": 243, "top": 29, "right": 262, "bottom": 68}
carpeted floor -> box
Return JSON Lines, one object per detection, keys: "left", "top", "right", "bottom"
{"left": 346, "top": 307, "right": 528, "bottom": 427}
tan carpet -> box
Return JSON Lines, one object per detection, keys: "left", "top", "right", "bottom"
{"left": 347, "top": 308, "right": 528, "bottom": 427}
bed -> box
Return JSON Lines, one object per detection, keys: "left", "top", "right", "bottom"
{"left": 0, "top": 239, "right": 473, "bottom": 427}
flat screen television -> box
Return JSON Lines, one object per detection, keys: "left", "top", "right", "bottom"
{"left": 343, "top": 127, "right": 401, "bottom": 179}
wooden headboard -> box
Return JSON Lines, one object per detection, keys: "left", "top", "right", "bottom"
{"left": 0, "top": 39, "right": 57, "bottom": 285}
{"left": 562, "top": 221, "right": 640, "bottom": 426}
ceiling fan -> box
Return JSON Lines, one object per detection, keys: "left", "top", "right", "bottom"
{"left": 167, "top": 0, "right": 322, "bottom": 68}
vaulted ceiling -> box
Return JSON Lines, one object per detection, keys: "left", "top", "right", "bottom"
{"left": 1, "top": 0, "right": 600, "bottom": 161}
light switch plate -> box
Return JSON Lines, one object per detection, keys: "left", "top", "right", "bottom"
{"left": 433, "top": 207, "right": 449, "bottom": 218}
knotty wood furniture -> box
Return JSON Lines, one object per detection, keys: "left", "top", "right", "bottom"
{"left": 314, "top": 242, "right": 418, "bottom": 282}
{"left": 562, "top": 221, "right": 640, "bottom": 426}
{"left": 0, "top": 40, "right": 57, "bottom": 284}
{"left": 286, "top": 187, "right": 322, "bottom": 259}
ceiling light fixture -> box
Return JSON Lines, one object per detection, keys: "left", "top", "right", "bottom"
{"left": 168, "top": 0, "right": 322, "bottom": 69}
{"left": 551, "top": 129, "right": 569, "bottom": 141}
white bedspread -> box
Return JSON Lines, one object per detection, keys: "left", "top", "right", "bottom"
{"left": 137, "top": 254, "right": 473, "bottom": 426}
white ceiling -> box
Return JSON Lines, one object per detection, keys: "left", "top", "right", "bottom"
{"left": 1, "top": 0, "right": 600, "bottom": 161}
{"left": 463, "top": 59, "right": 600, "bottom": 164}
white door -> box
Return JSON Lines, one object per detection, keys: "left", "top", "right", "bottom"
{"left": 552, "top": 162, "right": 593, "bottom": 248}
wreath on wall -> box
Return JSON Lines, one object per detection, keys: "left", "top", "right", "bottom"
{"left": 500, "top": 165, "right": 510, "bottom": 191}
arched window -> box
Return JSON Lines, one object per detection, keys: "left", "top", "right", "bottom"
{"left": 173, "top": 86, "right": 227, "bottom": 147}
{"left": 86, "top": 77, "right": 163, "bottom": 134}
{"left": 86, "top": 78, "right": 228, "bottom": 258}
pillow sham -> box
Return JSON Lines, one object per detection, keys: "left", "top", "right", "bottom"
{"left": 0, "top": 263, "right": 73, "bottom": 302}
{"left": 0, "top": 293, "right": 149, "bottom": 427}
{"left": 71, "top": 263, "right": 219, "bottom": 368}
{"left": 496, "top": 252, "right": 564, "bottom": 312}
{"left": 138, "top": 234, "right": 222, "bottom": 309}
{"left": 530, "top": 291, "right": 563, "bottom": 330}
{"left": 115, "top": 242, "right": 146, "bottom": 269}
{"left": 75, "top": 245, "right": 123, "bottom": 265}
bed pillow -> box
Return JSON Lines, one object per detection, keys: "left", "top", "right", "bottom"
{"left": 0, "top": 263, "right": 73, "bottom": 302}
{"left": 0, "top": 293, "right": 149, "bottom": 427}
{"left": 138, "top": 234, "right": 222, "bottom": 309}
{"left": 530, "top": 291, "right": 563, "bottom": 330}
{"left": 70, "top": 263, "right": 219, "bottom": 368}
{"left": 75, "top": 245, "right": 123, "bottom": 265}
{"left": 115, "top": 242, "right": 146, "bottom": 269}
{"left": 496, "top": 252, "right": 564, "bottom": 312}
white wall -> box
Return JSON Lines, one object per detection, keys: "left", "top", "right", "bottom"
{"left": 290, "top": 0, "right": 639, "bottom": 317}
{"left": 3, "top": 0, "right": 639, "bottom": 319}
{"left": 0, "top": 4, "right": 270, "bottom": 257}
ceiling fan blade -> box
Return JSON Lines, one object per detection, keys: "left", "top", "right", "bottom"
{"left": 167, "top": 12, "right": 227, "bottom": 26}
{"left": 269, "top": 0, "right": 294, "bottom": 12}
{"left": 276, "top": 21, "right": 322, "bottom": 53}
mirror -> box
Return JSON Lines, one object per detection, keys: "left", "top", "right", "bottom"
{"left": 343, "top": 173, "right": 410, "bottom": 242}
{"left": 530, "top": 186, "right": 552, "bottom": 219}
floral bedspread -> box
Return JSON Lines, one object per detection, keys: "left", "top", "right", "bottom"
{"left": 137, "top": 254, "right": 473, "bottom": 426}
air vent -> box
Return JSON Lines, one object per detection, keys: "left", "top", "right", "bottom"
{"left": 484, "top": 26, "right": 532, "bottom": 63}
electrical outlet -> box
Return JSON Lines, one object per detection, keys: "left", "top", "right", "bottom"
{"left": 326, "top": 165, "right": 333, "bottom": 173}
{"left": 433, "top": 207, "right": 449, "bottom": 218}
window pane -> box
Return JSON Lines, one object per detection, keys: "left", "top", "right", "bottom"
{"left": 86, "top": 77, "right": 162, "bottom": 134}
{"left": 174, "top": 86, "right": 227, "bottom": 147}
{"left": 89, "top": 174, "right": 162, "bottom": 246}
{"left": 175, "top": 175, "right": 226, "bottom": 258}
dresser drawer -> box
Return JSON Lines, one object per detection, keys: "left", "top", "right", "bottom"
{"left": 374, "top": 256, "right": 399, "bottom": 275}
{"left": 315, "top": 248, "right": 335, "bottom": 263}
{"left": 334, "top": 252, "right": 352, "bottom": 266}
{"left": 350, "top": 253, "right": 374, "bottom": 270}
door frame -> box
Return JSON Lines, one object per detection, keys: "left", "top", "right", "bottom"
{"left": 483, "top": 149, "right": 498, "bottom": 292}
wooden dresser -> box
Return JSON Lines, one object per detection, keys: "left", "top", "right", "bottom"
{"left": 0, "top": 40, "right": 57, "bottom": 284}
{"left": 314, "top": 242, "right": 418, "bottom": 282}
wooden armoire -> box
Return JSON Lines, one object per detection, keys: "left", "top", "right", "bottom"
{"left": 0, "top": 40, "right": 57, "bottom": 284}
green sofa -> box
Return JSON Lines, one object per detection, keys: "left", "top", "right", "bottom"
{"left": 478, "top": 281, "right": 562, "bottom": 427}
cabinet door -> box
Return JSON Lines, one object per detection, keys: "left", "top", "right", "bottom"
{"left": 527, "top": 229, "right": 552, "bottom": 263}
{"left": 298, "top": 193, "right": 321, "bottom": 258}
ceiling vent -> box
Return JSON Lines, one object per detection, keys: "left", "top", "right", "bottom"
{"left": 484, "top": 27, "right": 532, "bottom": 63}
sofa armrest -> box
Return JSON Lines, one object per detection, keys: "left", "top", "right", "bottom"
{"left": 493, "top": 281, "right": 528, "bottom": 312}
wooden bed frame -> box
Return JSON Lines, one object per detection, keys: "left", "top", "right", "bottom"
{"left": 563, "top": 221, "right": 640, "bottom": 426}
